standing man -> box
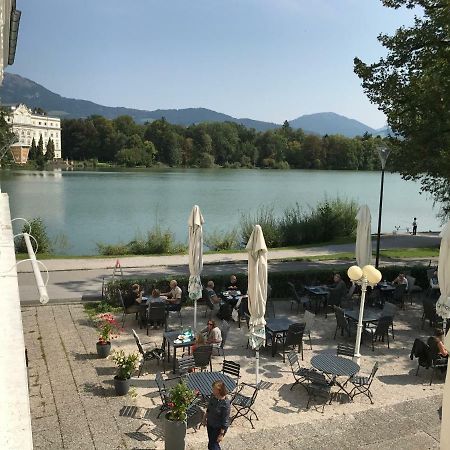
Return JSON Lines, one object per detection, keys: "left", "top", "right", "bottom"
{"left": 412, "top": 217, "right": 418, "bottom": 235}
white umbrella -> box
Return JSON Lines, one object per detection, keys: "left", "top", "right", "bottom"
{"left": 188, "top": 205, "right": 204, "bottom": 331}
{"left": 355, "top": 205, "right": 372, "bottom": 268}
{"left": 246, "top": 224, "right": 268, "bottom": 386}
{"left": 435, "top": 221, "right": 450, "bottom": 449}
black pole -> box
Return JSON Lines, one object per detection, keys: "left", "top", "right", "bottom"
{"left": 375, "top": 168, "right": 385, "bottom": 268}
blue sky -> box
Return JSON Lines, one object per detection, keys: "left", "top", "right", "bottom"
{"left": 10, "top": 0, "right": 418, "bottom": 128}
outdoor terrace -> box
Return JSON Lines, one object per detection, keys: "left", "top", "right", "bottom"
{"left": 23, "top": 297, "right": 442, "bottom": 449}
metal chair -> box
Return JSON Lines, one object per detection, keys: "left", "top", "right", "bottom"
{"left": 155, "top": 372, "right": 170, "bottom": 418}
{"left": 392, "top": 283, "right": 407, "bottom": 309}
{"left": 222, "top": 360, "right": 240, "bottom": 384}
{"left": 118, "top": 290, "right": 140, "bottom": 327}
{"left": 192, "top": 345, "right": 213, "bottom": 372}
{"left": 132, "top": 329, "right": 165, "bottom": 376}
{"left": 426, "top": 337, "right": 448, "bottom": 385}
{"left": 287, "top": 351, "right": 316, "bottom": 392}
{"left": 305, "top": 371, "right": 333, "bottom": 413}
{"left": 146, "top": 302, "right": 167, "bottom": 335}
{"left": 230, "top": 382, "right": 260, "bottom": 429}
{"left": 364, "top": 316, "right": 391, "bottom": 351}
{"left": 336, "top": 343, "right": 355, "bottom": 358}
{"left": 422, "top": 298, "right": 442, "bottom": 329}
{"left": 213, "top": 320, "right": 230, "bottom": 358}
{"left": 287, "top": 282, "right": 308, "bottom": 314}
{"left": 177, "top": 355, "right": 196, "bottom": 376}
{"left": 276, "top": 323, "right": 305, "bottom": 363}
{"left": 405, "top": 275, "right": 422, "bottom": 305}
{"left": 348, "top": 362, "right": 379, "bottom": 404}
{"left": 303, "top": 310, "right": 315, "bottom": 350}
{"left": 333, "top": 306, "right": 353, "bottom": 339}
{"left": 381, "top": 302, "right": 397, "bottom": 339}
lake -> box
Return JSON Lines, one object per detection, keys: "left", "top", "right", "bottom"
{"left": 0, "top": 168, "right": 440, "bottom": 255}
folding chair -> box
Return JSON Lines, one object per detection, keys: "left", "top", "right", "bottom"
{"left": 348, "top": 362, "right": 379, "bottom": 404}
{"left": 336, "top": 343, "right": 355, "bottom": 358}
{"left": 132, "top": 329, "right": 165, "bottom": 376}
{"left": 230, "top": 382, "right": 260, "bottom": 429}
{"left": 287, "top": 351, "right": 316, "bottom": 392}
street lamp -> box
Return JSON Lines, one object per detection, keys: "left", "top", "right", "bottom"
{"left": 347, "top": 264, "right": 382, "bottom": 366}
{"left": 375, "top": 145, "right": 391, "bottom": 269}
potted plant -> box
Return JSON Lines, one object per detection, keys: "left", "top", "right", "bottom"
{"left": 94, "top": 313, "right": 121, "bottom": 358}
{"left": 164, "top": 380, "right": 197, "bottom": 450}
{"left": 109, "top": 349, "right": 141, "bottom": 396}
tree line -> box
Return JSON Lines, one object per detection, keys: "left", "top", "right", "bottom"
{"left": 61, "top": 115, "right": 387, "bottom": 170}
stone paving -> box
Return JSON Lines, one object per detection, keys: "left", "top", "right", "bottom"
{"left": 23, "top": 298, "right": 443, "bottom": 450}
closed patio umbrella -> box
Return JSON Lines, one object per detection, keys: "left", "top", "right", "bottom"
{"left": 436, "top": 221, "right": 450, "bottom": 448}
{"left": 355, "top": 205, "right": 372, "bottom": 268}
{"left": 246, "top": 224, "right": 267, "bottom": 386}
{"left": 188, "top": 205, "right": 204, "bottom": 331}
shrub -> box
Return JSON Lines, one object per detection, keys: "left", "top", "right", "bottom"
{"left": 15, "top": 217, "right": 52, "bottom": 254}
{"left": 240, "top": 206, "right": 283, "bottom": 248}
{"left": 205, "top": 228, "right": 240, "bottom": 251}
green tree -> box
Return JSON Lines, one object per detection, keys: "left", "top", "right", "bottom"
{"left": 45, "top": 138, "right": 55, "bottom": 160}
{"left": 28, "top": 137, "right": 38, "bottom": 160}
{"left": 354, "top": 0, "right": 450, "bottom": 216}
{"left": 0, "top": 108, "right": 16, "bottom": 165}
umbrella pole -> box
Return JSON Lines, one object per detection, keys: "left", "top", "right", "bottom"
{"left": 353, "top": 280, "right": 368, "bottom": 367}
{"left": 194, "top": 299, "right": 197, "bottom": 331}
{"left": 256, "top": 350, "right": 260, "bottom": 385}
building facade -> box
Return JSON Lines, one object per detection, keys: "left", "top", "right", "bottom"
{"left": 5, "top": 103, "right": 62, "bottom": 161}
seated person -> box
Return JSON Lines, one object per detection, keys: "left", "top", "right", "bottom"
{"left": 227, "top": 275, "right": 239, "bottom": 291}
{"left": 393, "top": 272, "right": 409, "bottom": 291}
{"left": 149, "top": 288, "right": 164, "bottom": 303}
{"left": 432, "top": 329, "right": 448, "bottom": 357}
{"left": 123, "top": 283, "right": 143, "bottom": 312}
{"left": 192, "top": 333, "right": 206, "bottom": 352}
{"left": 202, "top": 319, "right": 222, "bottom": 347}
{"left": 327, "top": 273, "right": 347, "bottom": 307}
{"left": 146, "top": 289, "right": 166, "bottom": 327}
{"left": 206, "top": 280, "right": 221, "bottom": 309}
{"left": 161, "top": 280, "right": 182, "bottom": 311}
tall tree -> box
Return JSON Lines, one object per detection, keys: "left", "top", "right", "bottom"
{"left": 45, "top": 138, "right": 55, "bottom": 160}
{"left": 28, "top": 137, "right": 38, "bottom": 161}
{"left": 354, "top": 0, "right": 450, "bottom": 216}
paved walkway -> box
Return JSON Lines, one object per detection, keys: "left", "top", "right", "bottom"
{"left": 23, "top": 303, "right": 442, "bottom": 450}
{"left": 18, "top": 234, "right": 440, "bottom": 304}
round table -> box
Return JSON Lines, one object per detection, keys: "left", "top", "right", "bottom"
{"left": 186, "top": 372, "right": 236, "bottom": 397}
{"left": 311, "top": 353, "right": 359, "bottom": 377}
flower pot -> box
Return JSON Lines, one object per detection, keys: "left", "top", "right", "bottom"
{"left": 96, "top": 341, "right": 111, "bottom": 358}
{"left": 164, "top": 413, "right": 187, "bottom": 450}
{"left": 114, "top": 376, "right": 131, "bottom": 396}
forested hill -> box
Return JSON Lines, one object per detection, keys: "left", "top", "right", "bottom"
{"left": 0, "top": 72, "right": 383, "bottom": 137}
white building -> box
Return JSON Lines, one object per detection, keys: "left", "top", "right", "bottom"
{"left": 5, "top": 103, "right": 62, "bottom": 162}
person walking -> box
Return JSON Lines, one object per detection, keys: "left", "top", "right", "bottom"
{"left": 202, "top": 380, "right": 231, "bottom": 450}
{"left": 412, "top": 217, "right": 418, "bottom": 235}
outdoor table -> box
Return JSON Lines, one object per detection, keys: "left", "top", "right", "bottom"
{"left": 186, "top": 371, "right": 236, "bottom": 398}
{"left": 220, "top": 291, "right": 242, "bottom": 307}
{"left": 311, "top": 353, "right": 360, "bottom": 400}
{"left": 265, "top": 317, "right": 298, "bottom": 357}
{"left": 304, "top": 285, "right": 329, "bottom": 314}
{"left": 163, "top": 330, "right": 195, "bottom": 373}
{"left": 344, "top": 309, "right": 381, "bottom": 326}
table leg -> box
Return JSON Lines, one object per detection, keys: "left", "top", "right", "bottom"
{"left": 271, "top": 332, "right": 276, "bottom": 357}
{"left": 172, "top": 347, "right": 177, "bottom": 373}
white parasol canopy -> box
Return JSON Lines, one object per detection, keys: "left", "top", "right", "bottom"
{"left": 246, "top": 224, "right": 267, "bottom": 385}
{"left": 188, "top": 205, "right": 204, "bottom": 331}
{"left": 355, "top": 205, "right": 372, "bottom": 268}
{"left": 436, "top": 221, "right": 450, "bottom": 448}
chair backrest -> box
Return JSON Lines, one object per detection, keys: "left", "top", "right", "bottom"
{"left": 393, "top": 283, "right": 407, "bottom": 301}
{"left": 427, "top": 336, "right": 444, "bottom": 361}
{"left": 287, "top": 351, "right": 299, "bottom": 370}
{"left": 368, "top": 362, "right": 379, "bottom": 384}
{"left": 222, "top": 360, "right": 240, "bottom": 380}
{"left": 334, "top": 306, "right": 348, "bottom": 329}
{"left": 303, "top": 310, "right": 315, "bottom": 334}
{"left": 132, "top": 329, "right": 145, "bottom": 356}
{"left": 178, "top": 355, "right": 195, "bottom": 373}
{"left": 155, "top": 372, "right": 167, "bottom": 402}
{"left": 287, "top": 282, "right": 301, "bottom": 303}
{"left": 149, "top": 302, "right": 167, "bottom": 322}
{"left": 203, "top": 288, "right": 215, "bottom": 310}
{"left": 375, "top": 316, "right": 392, "bottom": 336}
{"left": 423, "top": 298, "right": 438, "bottom": 319}
{"left": 405, "top": 275, "right": 416, "bottom": 292}
{"left": 193, "top": 345, "right": 213, "bottom": 368}
{"left": 285, "top": 323, "right": 305, "bottom": 347}
{"left": 347, "top": 283, "right": 356, "bottom": 299}
{"left": 337, "top": 343, "right": 355, "bottom": 357}
{"left": 382, "top": 302, "right": 397, "bottom": 318}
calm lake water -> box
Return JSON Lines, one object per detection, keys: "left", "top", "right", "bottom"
{"left": 0, "top": 168, "right": 441, "bottom": 255}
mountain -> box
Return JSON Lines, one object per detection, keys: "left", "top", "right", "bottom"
{"left": 289, "top": 112, "right": 378, "bottom": 137}
{"left": 0, "top": 72, "right": 379, "bottom": 136}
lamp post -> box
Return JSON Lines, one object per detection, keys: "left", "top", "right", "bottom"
{"left": 347, "top": 264, "right": 382, "bottom": 366}
{"left": 375, "top": 145, "right": 391, "bottom": 269}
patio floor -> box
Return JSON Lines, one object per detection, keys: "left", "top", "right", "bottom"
{"left": 22, "top": 297, "right": 443, "bottom": 449}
